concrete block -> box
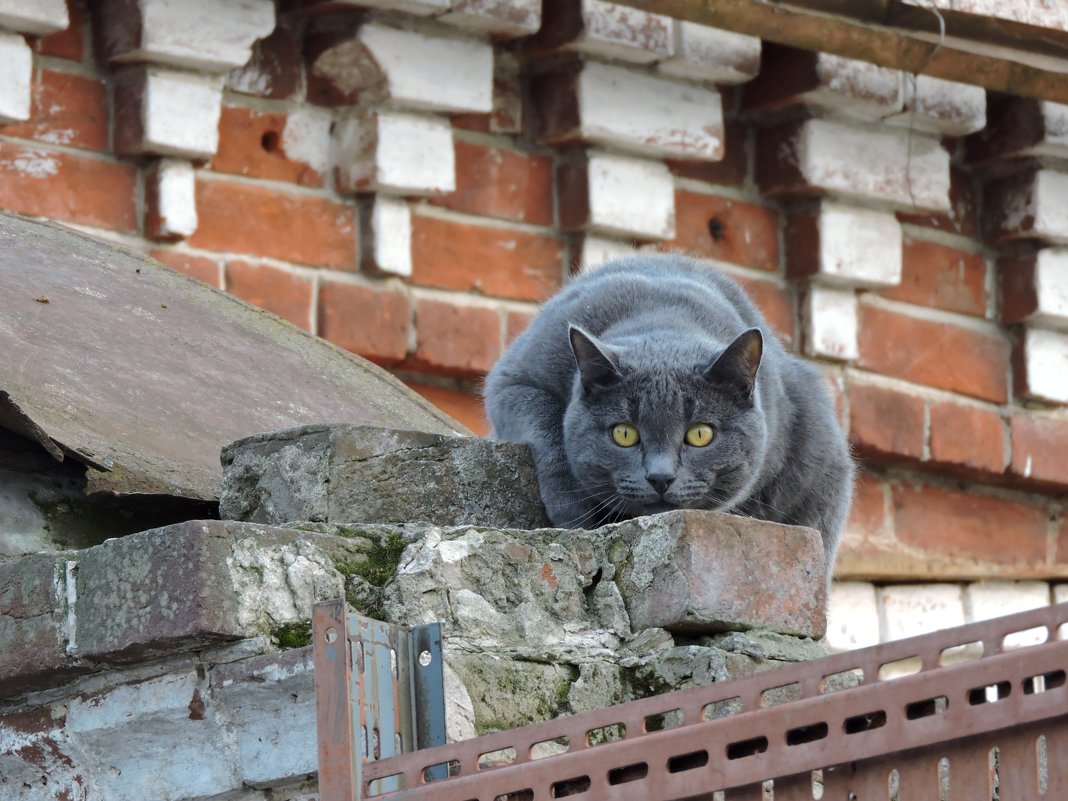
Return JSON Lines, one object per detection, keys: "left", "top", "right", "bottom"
{"left": 745, "top": 46, "right": 902, "bottom": 121}
{"left": 0, "top": 31, "right": 31, "bottom": 124}
{"left": 985, "top": 168, "right": 1068, "bottom": 246}
{"left": 311, "top": 22, "right": 492, "bottom": 114}
{"left": 537, "top": 0, "right": 673, "bottom": 64}
{"left": 95, "top": 0, "right": 275, "bottom": 72}
{"left": 802, "top": 285, "right": 858, "bottom": 361}
{"left": 335, "top": 108, "right": 455, "bottom": 196}
{"left": 558, "top": 151, "right": 676, "bottom": 240}
{"left": 758, "top": 118, "right": 951, "bottom": 212}
{"left": 144, "top": 158, "right": 198, "bottom": 241}
{"left": 657, "top": 21, "right": 761, "bottom": 84}
{"left": 884, "top": 74, "right": 986, "bottom": 136}
{"left": 826, "top": 581, "right": 881, "bottom": 652}
{"left": 964, "top": 580, "right": 1050, "bottom": 649}
{"left": 114, "top": 66, "right": 223, "bottom": 159}
{"left": 535, "top": 59, "right": 724, "bottom": 161}
{"left": 786, "top": 201, "right": 902, "bottom": 288}
{"left": 0, "top": 0, "right": 68, "bottom": 35}
{"left": 440, "top": 0, "right": 542, "bottom": 37}
{"left": 220, "top": 424, "right": 550, "bottom": 529}
{"left": 1000, "top": 248, "right": 1068, "bottom": 330}
{"left": 361, "top": 195, "right": 412, "bottom": 277}
{"left": 1014, "top": 327, "right": 1068, "bottom": 404}
{"left": 611, "top": 511, "right": 827, "bottom": 638}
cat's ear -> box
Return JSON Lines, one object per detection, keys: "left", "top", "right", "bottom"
{"left": 705, "top": 328, "right": 762, "bottom": 398}
{"left": 569, "top": 325, "right": 620, "bottom": 391}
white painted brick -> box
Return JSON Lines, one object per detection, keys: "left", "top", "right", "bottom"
{"left": 884, "top": 74, "right": 986, "bottom": 136}
{"left": 586, "top": 151, "right": 675, "bottom": 240}
{"left": 657, "top": 21, "right": 761, "bottom": 84}
{"left": 1017, "top": 327, "right": 1068, "bottom": 404}
{"left": 880, "top": 584, "right": 966, "bottom": 642}
{"left": 0, "top": 0, "right": 68, "bottom": 35}
{"left": 965, "top": 580, "right": 1050, "bottom": 649}
{"left": 314, "top": 23, "right": 493, "bottom": 114}
{"left": 281, "top": 106, "right": 333, "bottom": 179}
{"left": 555, "top": 0, "right": 673, "bottom": 64}
{"left": 0, "top": 31, "right": 31, "bottom": 124}
{"left": 787, "top": 119, "right": 950, "bottom": 211}
{"left": 142, "top": 69, "right": 223, "bottom": 159}
{"left": 317, "top": 0, "right": 450, "bottom": 15}
{"left": 564, "top": 61, "right": 723, "bottom": 160}
{"left": 810, "top": 53, "right": 903, "bottom": 121}
{"left": 149, "top": 159, "right": 198, "bottom": 239}
{"left": 439, "top": 0, "right": 542, "bottom": 37}
{"left": 576, "top": 236, "right": 637, "bottom": 272}
{"left": 1029, "top": 101, "right": 1068, "bottom": 158}
{"left": 815, "top": 202, "right": 902, "bottom": 288}
{"left": 989, "top": 169, "right": 1068, "bottom": 246}
{"left": 1032, "top": 248, "right": 1068, "bottom": 329}
{"left": 335, "top": 108, "right": 455, "bottom": 196}
{"left": 363, "top": 196, "right": 413, "bottom": 277}
{"left": 102, "top": 0, "right": 275, "bottom": 72}
{"left": 826, "top": 581, "right": 881, "bottom": 652}
{"left": 1054, "top": 584, "right": 1068, "bottom": 640}
{"left": 802, "top": 285, "right": 858, "bottom": 361}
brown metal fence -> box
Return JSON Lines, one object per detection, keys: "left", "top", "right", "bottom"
{"left": 314, "top": 600, "right": 1068, "bottom": 800}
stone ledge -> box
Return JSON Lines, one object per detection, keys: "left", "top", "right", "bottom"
{"left": 220, "top": 424, "right": 550, "bottom": 529}
{"left": 0, "top": 520, "right": 359, "bottom": 697}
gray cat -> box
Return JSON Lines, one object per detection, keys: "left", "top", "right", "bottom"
{"left": 484, "top": 254, "right": 854, "bottom": 568}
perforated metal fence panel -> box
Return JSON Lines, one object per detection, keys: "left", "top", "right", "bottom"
{"left": 314, "top": 600, "right": 1068, "bottom": 800}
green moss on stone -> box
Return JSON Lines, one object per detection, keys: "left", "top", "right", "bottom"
{"left": 345, "top": 531, "right": 407, "bottom": 587}
{"left": 273, "top": 620, "right": 313, "bottom": 649}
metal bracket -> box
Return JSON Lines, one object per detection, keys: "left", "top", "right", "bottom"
{"left": 312, "top": 598, "right": 447, "bottom": 801}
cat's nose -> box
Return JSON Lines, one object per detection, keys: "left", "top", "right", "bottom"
{"left": 647, "top": 473, "right": 675, "bottom": 496}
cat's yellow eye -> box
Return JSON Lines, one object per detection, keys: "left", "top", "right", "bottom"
{"left": 685, "top": 423, "right": 715, "bottom": 447}
{"left": 611, "top": 423, "right": 640, "bottom": 447}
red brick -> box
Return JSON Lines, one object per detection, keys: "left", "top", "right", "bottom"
{"left": 895, "top": 165, "right": 978, "bottom": 237}
{"left": 190, "top": 179, "right": 355, "bottom": 269}
{"left": 213, "top": 105, "right": 323, "bottom": 187}
{"left": 732, "top": 274, "right": 794, "bottom": 344}
{"left": 878, "top": 238, "right": 987, "bottom": 317}
{"left": 411, "top": 298, "right": 501, "bottom": 376}
{"left": 892, "top": 483, "right": 1049, "bottom": 567}
{"left": 665, "top": 119, "right": 749, "bottom": 188}
{"left": 845, "top": 471, "right": 888, "bottom": 538}
{"left": 665, "top": 190, "right": 779, "bottom": 272}
{"left": 1010, "top": 415, "right": 1068, "bottom": 491}
{"left": 406, "top": 382, "right": 489, "bottom": 436}
{"left": 410, "top": 214, "right": 564, "bottom": 302}
{"left": 857, "top": 304, "right": 1009, "bottom": 403}
{"left": 318, "top": 279, "right": 410, "bottom": 366}
{"left": 0, "top": 70, "right": 107, "bottom": 152}
{"left": 430, "top": 141, "right": 553, "bottom": 226}
{"left": 0, "top": 142, "right": 136, "bottom": 232}
{"left": 998, "top": 254, "right": 1053, "bottom": 326}
{"left": 505, "top": 308, "right": 537, "bottom": 348}
{"left": 149, "top": 249, "right": 221, "bottom": 288}
{"left": 848, "top": 382, "right": 925, "bottom": 462}
{"left": 225, "top": 260, "right": 313, "bottom": 330}
{"left": 35, "top": 0, "right": 85, "bottom": 61}
{"left": 928, "top": 401, "right": 1006, "bottom": 475}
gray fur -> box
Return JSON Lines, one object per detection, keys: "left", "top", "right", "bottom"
{"left": 483, "top": 254, "right": 855, "bottom": 568}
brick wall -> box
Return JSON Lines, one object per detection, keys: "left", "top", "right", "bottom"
{"left": 1, "top": 1, "right": 1067, "bottom": 644}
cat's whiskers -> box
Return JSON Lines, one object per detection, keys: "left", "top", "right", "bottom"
{"left": 561, "top": 490, "right": 624, "bottom": 529}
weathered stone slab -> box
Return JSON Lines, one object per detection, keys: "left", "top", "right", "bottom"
{"left": 0, "top": 520, "right": 359, "bottom": 696}
{"left": 611, "top": 511, "right": 826, "bottom": 639}
{"left": 220, "top": 424, "right": 550, "bottom": 529}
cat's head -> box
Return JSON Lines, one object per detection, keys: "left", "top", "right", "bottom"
{"left": 561, "top": 325, "right": 769, "bottom": 526}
